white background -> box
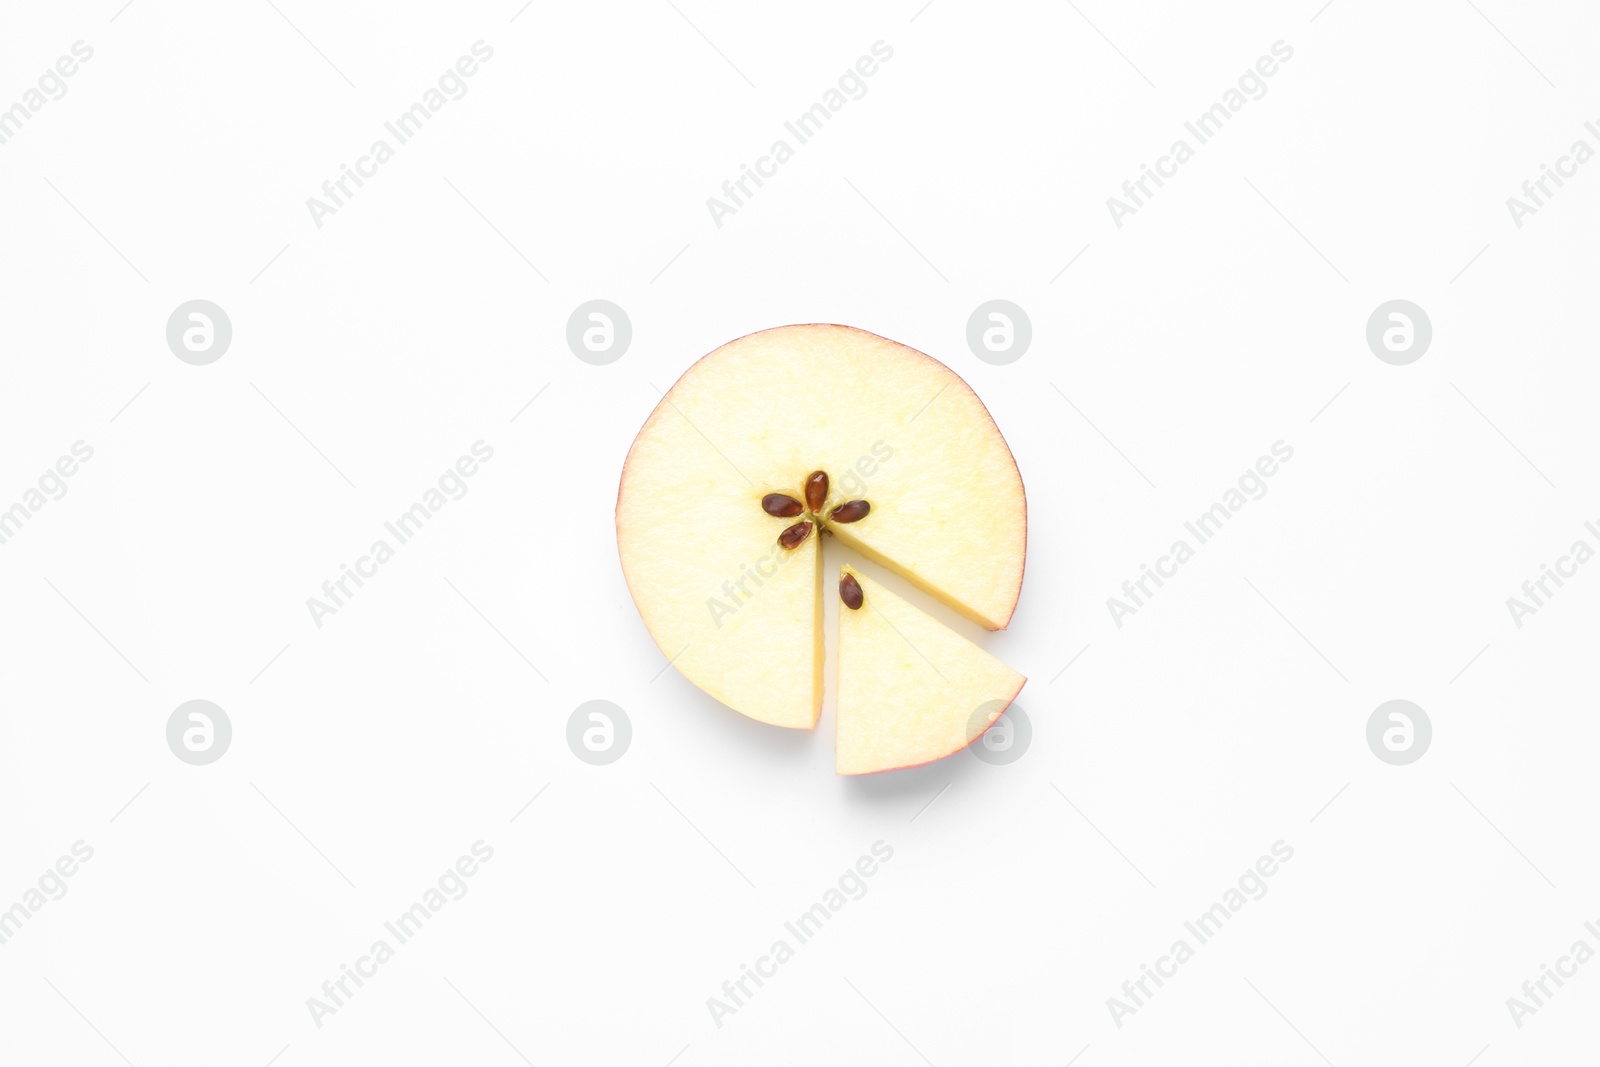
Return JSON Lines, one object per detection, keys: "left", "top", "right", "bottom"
{"left": 1, "top": 1, "right": 1597, "bottom": 1064}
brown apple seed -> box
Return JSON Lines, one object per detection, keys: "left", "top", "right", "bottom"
{"left": 762, "top": 493, "right": 803, "bottom": 517}
{"left": 839, "top": 572, "right": 864, "bottom": 610}
{"left": 829, "top": 500, "right": 871, "bottom": 523}
{"left": 804, "top": 471, "right": 829, "bottom": 512}
{"left": 778, "top": 520, "right": 813, "bottom": 549}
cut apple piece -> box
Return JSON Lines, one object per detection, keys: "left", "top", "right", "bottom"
{"left": 617, "top": 481, "right": 823, "bottom": 728}
{"left": 836, "top": 566, "right": 1026, "bottom": 775}
{"left": 616, "top": 324, "right": 1026, "bottom": 730}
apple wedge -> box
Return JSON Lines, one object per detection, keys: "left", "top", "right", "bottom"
{"left": 616, "top": 324, "right": 1025, "bottom": 731}
{"left": 836, "top": 567, "right": 1025, "bottom": 774}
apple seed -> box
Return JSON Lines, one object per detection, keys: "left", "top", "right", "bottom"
{"left": 829, "top": 500, "right": 871, "bottom": 523}
{"left": 839, "top": 573, "right": 864, "bottom": 610}
{"left": 804, "top": 471, "right": 829, "bottom": 512}
{"left": 761, "top": 493, "right": 804, "bottom": 517}
{"left": 778, "top": 520, "right": 813, "bottom": 549}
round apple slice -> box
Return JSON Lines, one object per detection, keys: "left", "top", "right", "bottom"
{"left": 616, "top": 324, "right": 1025, "bottom": 729}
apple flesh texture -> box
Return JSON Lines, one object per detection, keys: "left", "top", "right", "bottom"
{"left": 836, "top": 567, "right": 1026, "bottom": 774}
{"left": 616, "top": 324, "right": 1026, "bottom": 730}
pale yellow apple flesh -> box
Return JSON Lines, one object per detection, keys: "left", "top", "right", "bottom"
{"left": 616, "top": 324, "right": 1026, "bottom": 732}
{"left": 836, "top": 567, "right": 1026, "bottom": 774}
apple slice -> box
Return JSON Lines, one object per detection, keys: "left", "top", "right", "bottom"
{"left": 836, "top": 566, "right": 1026, "bottom": 775}
{"left": 619, "top": 495, "right": 823, "bottom": 730}
{"left": 617, "top": 324, "right": 1025, "bottom": 730}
